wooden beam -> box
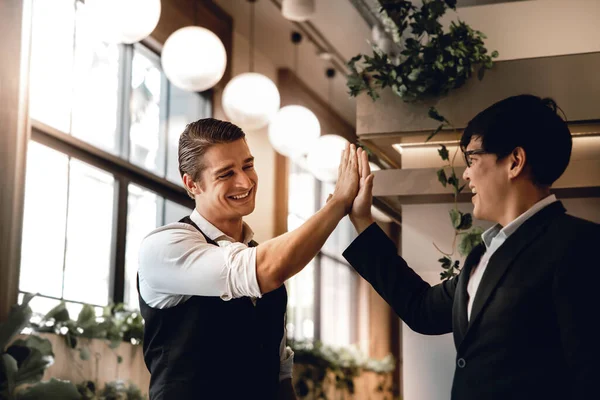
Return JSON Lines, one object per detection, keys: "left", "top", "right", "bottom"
{"left": 357, "top": 52, "right": 600, "bottom": 136}
{"left": 273, "top": 153, "right": 289, "bottom": 237}
{"left": 372, "top": 159, "right": 600, "bottom": 204}
{"left": 0, "top": 0, "right": 30, "bottom": 321}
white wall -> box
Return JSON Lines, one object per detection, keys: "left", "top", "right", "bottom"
{"left": 443, "top": 0, "right": 600, "bottom": 61}
{"left": 400, "top": 202, "right": 493, "bottom": 400}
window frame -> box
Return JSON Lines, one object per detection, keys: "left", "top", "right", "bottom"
{"left": 21, "top": 34, "right": 207, "bottom": 307}
{"left": 286, "top": 161, "right": 359, "bottom": 345}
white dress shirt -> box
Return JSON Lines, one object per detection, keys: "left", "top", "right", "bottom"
{"left": 467, "top": 195, "right": 558, "bottom": 320}
{"left": 138, "top": 209, "right": 293, "bottom": 380}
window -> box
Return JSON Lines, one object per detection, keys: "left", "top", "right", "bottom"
{"left": 20, "top": 0, "right": 202, "bottom": 315}
{"left": 285, "top": 162, "right": 358, "bottom": 347}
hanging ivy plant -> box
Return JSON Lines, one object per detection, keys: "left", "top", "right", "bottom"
{"left": 347, "top": 0, "right": 493, "bottom": 280}
{"left": 347, "top": 0, "right": 498, "bottom": 102}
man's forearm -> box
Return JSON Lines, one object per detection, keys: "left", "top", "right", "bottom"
{"left": 256, "top": 199, "right": 346, "bottom": 293}
{"left": 278, "top": 378, "right": 297, "bottom": 400}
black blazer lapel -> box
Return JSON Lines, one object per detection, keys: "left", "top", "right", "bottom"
{"left": 453, "top": 243, "right": 485, "bottom": 347}
{"left": 464, "top": 201, "right": 567, "bottom": 339}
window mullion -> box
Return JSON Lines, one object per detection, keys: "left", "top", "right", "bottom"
{"left": 313, "top": 176, "right": 322, "bottom": 341}
{"left": 117, "top": 44, "right": 133, "bottom": 160}
{"left": 158, "top": 73, "right": 170, "bottom": 179}
{"left": 110, "top": 176, "right": 129, "bottom": 304}
{"left": 61, "top": 157, "right": 73, "bottom": 299}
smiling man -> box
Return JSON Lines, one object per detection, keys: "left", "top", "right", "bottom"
{"left": 343, "top": 95, "right": 600, "bottom": 400}
{"left": 137, "top": 118, "right": 360, "bottom": 400}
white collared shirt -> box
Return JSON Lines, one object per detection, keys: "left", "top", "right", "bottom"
{"left": 138, "top": 209, "right": 262, "bottom": 308}
{"left": 138, "top": 209, "right": 293, "bottom": 380}
{"left": 466, "top": 195, "right": 558, "bottom": 320}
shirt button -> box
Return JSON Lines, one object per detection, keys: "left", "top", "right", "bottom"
{"left": 457, "top": 358, "right": 466, "bottom": 368}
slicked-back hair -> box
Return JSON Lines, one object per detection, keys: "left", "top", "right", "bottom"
{"left": 178, "top": 118, "right": 246, "bottom": 197}
{"left": 460, "top": 94, "right": 572, "bottom": 187}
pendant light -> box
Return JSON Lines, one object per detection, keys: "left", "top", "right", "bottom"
{"left": 306, "top": 68, "right": 349, "bottom": 182}
{"left": 268, "top": 31, "right": 320, "bottom": 160}
{"left": 222, "top": 0, "right": 280, "bottom": 131}
{"left": 282, "top": 0, "right": 315, "bottom": 22}
{"left": 161, "top": 2, "right": 227, "bottom": 92}
{"left": 86, "top": 0, "right": 161, "bottom": 44}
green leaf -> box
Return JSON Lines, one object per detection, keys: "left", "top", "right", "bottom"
{"left": 8, "top": 336, "right": 54, "bottom": 387}
{"left": 458, "top": 227, "right": 484, "bottom": 256}
{"left": 407, "top": 67, "right": 421, "bottom": 81}
{"left": 426, "top": 123, "right": 445, "bottom": 142}
{"left": 79, "top": 347, "right": 90, "bottom": 361}
{"left": 438, "top": 257, "right": 452, "bottom": 269}
{"left": 447, "top": 173, "right": 459, "bottom": 189}
{"left": 10, "top": 348, "right": 51, "bottom": 386}
{"left": 438, "top": 145, "right": 449, "bottom": 161}
{"left": 117, "top": 355, "right": 123, "bottom": 364}
{"left": 477, "top": 66, "right": 486, "bottom": 81}
{"left": 43, "top": 302, "right": 70, "bottom": 324}
{"left": 0, "top": 301, "right": 33, "bottom": 351}
{"left": 457, "top": 213, "right": 473, "bottom": 230}
{"left": 77, "top": 305, "right": 96, "bottom": 328}
{"left": 1, "top": 353, "right": 18, "bottom": 396}
{"left": 449, "top": 209, "right": 462, "bottom": 229}
{"left": 437, "top": 169, "right": 447, "bottom": 187}
{"left": 491, "top": 50, "right": 499, "bottom": 58}
{"left": 427, "top": 107, "right": 446, "bottom": 122}
{"left": 10, "top": 336, "right": 53, "bottom": 358}
{"left": 15, "top": 378, "right": 81, "bottom": 400}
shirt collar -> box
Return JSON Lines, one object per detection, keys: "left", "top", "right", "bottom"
{"left": 481, "top": 194, "right": 557, "bottom": 248}
{"left": 189, "top": 209, "right": 255, "bottom": 245}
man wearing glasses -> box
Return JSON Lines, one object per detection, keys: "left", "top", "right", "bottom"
{"left": 343, "top": 94, "right": 600, "bottom": 400}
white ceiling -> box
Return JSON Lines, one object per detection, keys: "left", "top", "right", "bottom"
{"left": 213, "top": 0, "right": 374, "bottom": 128}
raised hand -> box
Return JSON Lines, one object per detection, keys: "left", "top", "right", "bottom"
{"left": 330, "top": 143, "right": 360, "bottom": 214}
{"left": 350, "top": 147, "right": 375, "bottom": 232}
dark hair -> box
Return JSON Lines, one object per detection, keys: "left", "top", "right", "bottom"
{"left": 178, "top": 118, "right": 246, "bottom": 197}
{"left": 460, "top": 94, "right": 572, "bottom": 186}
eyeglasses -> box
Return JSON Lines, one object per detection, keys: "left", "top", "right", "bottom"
{"left": 462, "top": 149, "right": 488, "bottom": 167}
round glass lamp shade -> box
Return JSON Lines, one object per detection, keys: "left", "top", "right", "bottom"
{"left": 282, "top": 0, "right": 316, "bottom": 22}
{"left": 268, "top": 105, "right": 320, "bottom": 159}
{"left": 306, "top": 134, "right": 349, "bottom": 182}
{"left": 222, "top": 73, "right": 281, "bottom": 131}
{"left": 86, "top": 0, "right": 161, "bottom": 44}
{"left": 161, "top": 27, "right": 227, "bottom": 92}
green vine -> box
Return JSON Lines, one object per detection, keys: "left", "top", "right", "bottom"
{"left": 30, "top": 302, "right": 144, "bottom": 362}
{"left": 291, "top": 340, "right": 396, "bottom": 399}
{"left": 0, "top": 295, "right": 147, "bottom": 400}
{"left": 347, "top": 0, "right": 498, "bottom": 102}
{"left": 346, "top": 0, "right": 492, "bottom": 280}
{"left": 28, "top": 302, "right": 397, "bottom": 397}
{"left": 427, "top": 108, "right": 483, "bottom": 280}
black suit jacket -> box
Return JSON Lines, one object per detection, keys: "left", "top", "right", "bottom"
{"left": 343, "top": 201, "right": 600, "bottom": 400}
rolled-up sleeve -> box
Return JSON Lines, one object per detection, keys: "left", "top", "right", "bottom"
{"left": 139, "top": 223, "right": 262, "bottom": 302}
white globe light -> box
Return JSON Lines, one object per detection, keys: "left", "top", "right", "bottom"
{"left": 162, "top": 27, "right": 227, "bottom": 92}
{"left": 222, "top": 73, "right": 281, "bottom": 131}
{"left": 86, "top": 0, "right": 161, "bottom": 44}
{"left": 268, "top": 105, "right": 320, "bottom": 159}
{"left": 282, "top": 0, "right": 315, "bottom": 22}
{"left": 306, "top": 134, "right": 349, "bottom": 182}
